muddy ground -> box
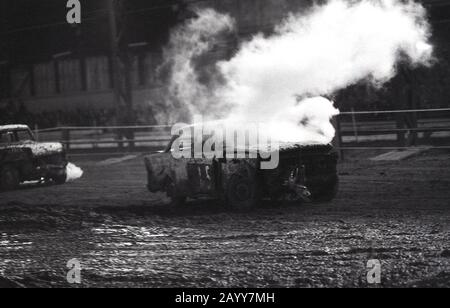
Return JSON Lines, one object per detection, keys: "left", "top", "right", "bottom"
{"left": 0, "top": 150, "right": 449, "bottom": 288}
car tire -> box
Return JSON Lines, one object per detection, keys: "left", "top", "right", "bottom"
{"left": 0, "top": 165, "right": 20, "bottom": 191}
{"left": 312, "top": 176, "right": 339, "bottom": 202}
{"left": 170, "top": 194, "right": 187, "bottom": 207}
{"left": 52, "top": 172, "right": 67, "bottom": 185}
{"left": 226, "top": 165, "right": 260, "bottom": 210}
{"left": 166, "top": 180, "right": 187, "bottom": 207}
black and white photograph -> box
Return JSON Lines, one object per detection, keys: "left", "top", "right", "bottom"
{"left": 0, "top": 0, "right": 449, "bottom": 293}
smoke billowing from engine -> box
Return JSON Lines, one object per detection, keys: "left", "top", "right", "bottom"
{"left": 161, "top": 9, "right": 234, "bottom": 123}
{"left": 164, "top": 0, "right": 433, "bottom": 144}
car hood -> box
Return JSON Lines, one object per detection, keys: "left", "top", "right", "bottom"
{"left": 0, "top": 141, "right": 64, "bottom": 157}
{"left": 231, "top": 141, "right": 331, "bottom": 153}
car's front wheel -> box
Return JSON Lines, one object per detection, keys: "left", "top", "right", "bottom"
{"left": 226, "top": 165, "right": 261, "bottom": 211}
{"left": 0, "top": 165, "right": 20, "bottom": 191}
{"left": 166, "top": 179, "right": 187, "bottom": 207}
{"left": 311, "top": 176, "right": 339, "bottom": 202}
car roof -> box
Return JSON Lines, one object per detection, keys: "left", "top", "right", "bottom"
{"left": 0, "top": 124, "right": 30, "bottom": 132}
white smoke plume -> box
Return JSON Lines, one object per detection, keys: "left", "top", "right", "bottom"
{"left": 164, "top": 0, "right": 433, "bottom": 144}
{"left": 66, "top": 162, "right": 83, "bottom": 182}
{"left": 161, "top": 8, "right": 234, "bottom": 121}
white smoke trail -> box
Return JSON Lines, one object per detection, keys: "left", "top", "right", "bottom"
{"left": 165, "top": 0, "right": 433, "bottom": 144}
{"left": 66, "top": 163, "right": 83, "bottom": 182}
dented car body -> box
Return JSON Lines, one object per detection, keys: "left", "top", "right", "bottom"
{"left": 144, "top": 132, "right": 339, "bottom": 209}
{"left": 0, "top": 125, "right": 68, "bottom": 190}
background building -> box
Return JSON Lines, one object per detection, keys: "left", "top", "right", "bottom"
{"left": 0, "top": 0, "right": 449, "bottom": 127}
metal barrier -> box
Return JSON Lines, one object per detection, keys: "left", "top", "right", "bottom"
{"left": 334, "top": 108, "right": 450, "bottom": 154}
{"left": 34, "top": 125, "right": 173, "bottom": 153}
{"left": 32, "top": 108, "right": 450, "bottom": 154}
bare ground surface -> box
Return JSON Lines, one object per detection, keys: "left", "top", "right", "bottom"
{"left": 0, "top": 150, "right": 449, "bottom": 288}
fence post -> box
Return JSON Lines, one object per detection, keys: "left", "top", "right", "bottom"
{"left": 396, "top": 113, "right": 405, "bottom": 147}
{"left": 127, "top": 127, "right": 135, "bottom": 150}
{"left": 117, "top": 128, "right": 123, "bottom": 150}
{"left": 34, "top": 124, "right": 39, "bottom": 142}
{"left": 332, "top": 115, "right": 344, "bottom": 160}
{"left": 62, "top": 128, "right": 71, "bottom": 151}
{"left": 351, "top": 108, "right": 359, "bottom": 143}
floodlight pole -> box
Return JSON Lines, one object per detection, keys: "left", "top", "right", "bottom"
{"left": 107, "top": 0, "right": 135, "bottom": 148}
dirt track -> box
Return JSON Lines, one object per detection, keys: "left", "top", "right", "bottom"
{"left": 0, "top": 150, "right": 449, "bottom": 288}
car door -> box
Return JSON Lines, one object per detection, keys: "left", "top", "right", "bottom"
{"left": 187, "top": 157, "right": 215, "bottom": 195}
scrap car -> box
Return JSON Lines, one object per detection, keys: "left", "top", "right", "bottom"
{"left": 144, "top": 127, "right": 339, "bottom": 209}
{"left": 0, "top": 125, "right": 68, "bottom": 191}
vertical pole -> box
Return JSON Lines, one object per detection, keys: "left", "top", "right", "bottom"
{"left": 107, "top": 0, "right": 134, "bottom": 150}
{"left": 396, "top": 112, "right": 405, "bottom": 147}
{"left": 34, "top": 124, "right": 39, "bottom": 142}
{"left": 351, "top": 108, "right": 358, "bottom": 143}
{"left": 107, "top": 0, "right": 123, "bottom": 149}
{"left": 67, "top": 129, "right": 71, "bottom": 152}
{"left": 123, "top": 53, "right": 135, "bottom": 149}
{"left": 62, "top": 128, "right": 71, "bottom": 152}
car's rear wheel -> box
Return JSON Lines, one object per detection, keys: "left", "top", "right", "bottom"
{"left": 0, "top": 165, "right": 20, "bottom": 191}
{"left": 226, "top": 166, "right": 260, "bottom": 210}
{"left": 311, "top": 176, "right": 339, "bottom": 202}
{"left": 166, "top": 180, "right": 187, "bottom": 207}
{"left": 52, "top": 171, "right": 67, "bottom": 185}
{"left": 170, "top": 194, "right": 187, "bottom": 207}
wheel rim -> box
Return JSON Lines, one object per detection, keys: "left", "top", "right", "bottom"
{"left": 230, "top": 173, "right": 253, "bottom": 202}
{"left": 235, "top": 182, "right": 251, "bottom": 201}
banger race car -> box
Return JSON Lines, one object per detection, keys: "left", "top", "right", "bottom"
{"left": 144, "top": 127, "right": 339, "bottom": 209}
{"left": 0, "top": 125, "right": 68, "bottom": 191}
